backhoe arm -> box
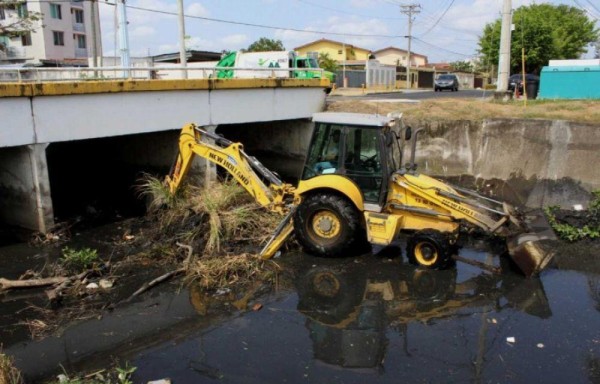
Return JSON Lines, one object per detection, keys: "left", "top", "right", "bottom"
{"left": 166, "top": 123, "right": 296, "bottom": 214}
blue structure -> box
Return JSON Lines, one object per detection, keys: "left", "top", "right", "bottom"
{"left": 538, "top": 65, "right": 600, "bottom": 99}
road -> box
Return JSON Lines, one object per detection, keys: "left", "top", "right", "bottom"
{"left": 328, "top": 89, "right": 490, "bottom": 101}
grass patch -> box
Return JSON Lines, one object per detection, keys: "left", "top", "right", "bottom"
{"left": 0, "top": 349, "right": 23, "bottom": 384}
{"left": 61, "top": 247, "right": 99, "bottom": 271}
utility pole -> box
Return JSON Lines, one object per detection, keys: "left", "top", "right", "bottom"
{"left": 117, "top": 0, "right": 131, "bottom": 78}
{"left": 496, "top": 0, "right": 512, "bottom": 93}
{"left": 90, "top": 0, "right": 98, "bottom": 69}
{"left": 177, "top": 0, "right": 187, "bottom": 79}
{"left": 400, "top": 4, "right": 420, "bottom": 90}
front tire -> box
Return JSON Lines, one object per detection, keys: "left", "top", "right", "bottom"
{"left": 406, "top": 229, "right": 453, "bottom": 269}
{"left": 294, "top": 193, "right": 365, "bottom": 257}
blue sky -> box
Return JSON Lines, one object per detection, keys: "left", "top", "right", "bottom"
{"left": 98, "top": 0, "right": 599, "bottom": 63}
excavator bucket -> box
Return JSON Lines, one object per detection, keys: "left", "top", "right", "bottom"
{"left": 441, "top": 183, "right": 556, "bottom": 277}
{"left": 504, "top": 211, "right": 556, "bottom": 278}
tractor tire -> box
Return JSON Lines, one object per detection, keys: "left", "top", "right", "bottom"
{"left": 406, "top": 229, "right": 453, "bottom": 270}
{"left": 294, "top": 192, "right": 366, "bottom": 257}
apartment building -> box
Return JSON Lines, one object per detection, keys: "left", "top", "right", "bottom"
{"left": 0, "top": 0, "right": 102, "bottom": 65}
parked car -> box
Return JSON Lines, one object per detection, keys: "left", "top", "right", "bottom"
{"left": 434, "top": 74, "right": 459, "bottom": 92}
{"left": 508, "top": 74, "right": 539, "bottom": 93}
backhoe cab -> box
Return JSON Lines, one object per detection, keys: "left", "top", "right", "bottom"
{"left": 167, "top": 112, "right": 554, "bottom": 277}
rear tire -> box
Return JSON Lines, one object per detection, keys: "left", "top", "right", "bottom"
{"left": 294, "top": 193, "right": 366, "bottom": 257}
{"left": 406, "top": 229, "right": 453, "bottom": 270}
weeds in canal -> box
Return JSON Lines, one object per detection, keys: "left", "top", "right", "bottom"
{"left": 545, "top": 191, "right": 600, "bottom": 242}
{"left": 61, "top": 247, "right": 99, "bottom": 271}
{"left": 136, "top": 174, "right": 284, "bottom": 293}
{"left": 139, "top": 174, "right": 281, "bottom": 256}
{"left": 0, "top": 348, "right": 23, "bottom": 384}
{"left": 137, "top": 173, "right": 179, "bottom": 211}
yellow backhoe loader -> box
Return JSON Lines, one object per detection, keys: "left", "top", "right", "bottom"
{"left": 166, "top": 112, "right": 554, "bottom": 277}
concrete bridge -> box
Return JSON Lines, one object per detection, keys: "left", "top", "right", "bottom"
{"left": 0, "top": 79, "right": 328, "bottom": 233}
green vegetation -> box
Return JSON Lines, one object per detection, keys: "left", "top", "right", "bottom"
{"left": 0, "top": 2, "right": 42, "bottom": 38}
{"left": 545, "top": 191, "right": 600, "bottom": 242}
{"left": 246, "top": 37, "right": 285, "bottom": 52}
{"left": 0, "top": 349, "right": 23, "bottom": 384}
{"left": 478, "top": 4, "right": 599, "bottom": 74}
{"left": 318, "top": 52, "right": 338, "bottom": 73}
{"left": 449, "top": 61, "right": 474, "bottom": 73}
{"left": 61, "top": 247, "right": 99, "bottom": 270}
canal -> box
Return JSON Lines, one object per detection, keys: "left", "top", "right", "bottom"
{"left": 2, "top": 235, "right": 599, "bottom": 383}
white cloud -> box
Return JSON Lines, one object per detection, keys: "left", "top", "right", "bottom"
{"left": 220, "top": 34, "right": 250, "bottom": 49}
{"left": 186, "top": 3, "right": 209, "bottom": 17}
{"left": 275, "top": 15, "right": 392, "bottom": 51}
{"left": 350, "top": 0, "right": 380, "bottom": 8}
{"left": 130, "top": 26, "right": 155, "bottom": 38}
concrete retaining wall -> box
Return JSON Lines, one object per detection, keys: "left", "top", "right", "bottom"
{"left": 412, "top": 119, "right": 600, "bottom": 208}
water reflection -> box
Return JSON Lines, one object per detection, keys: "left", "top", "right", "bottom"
{"left": 293, "top": 257, "right": 551, "bottom": 369}
{"left": 589, "top": 276, "right": 600, "bottom": 312}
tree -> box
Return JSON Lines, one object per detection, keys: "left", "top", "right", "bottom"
{"left": 0, "top": 2, "right": 42, "bottom": 39}
{"left": 478, "top": 4, "right": 598, "bottom": 74}
{"left": 449, "top": 61, "right": 473, "bottom": 72}
{"left": 246, "top": 37, "right": 285, "bottom": 52}
{"left": 318, "top": 52, "right": 337, "bottom": 72}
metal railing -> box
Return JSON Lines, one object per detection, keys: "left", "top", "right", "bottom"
{"left": 0, "top": 66, "right": 325, "bottom": 83}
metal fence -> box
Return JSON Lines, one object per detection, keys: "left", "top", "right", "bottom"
{"left": 335, "top": 70, "right": 366, "bottom": 88}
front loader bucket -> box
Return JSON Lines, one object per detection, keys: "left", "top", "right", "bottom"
{"left": 505, "top": 213, "right": 556, "bottom": 277}
{"left": 506, "top": 234, "right": 555, "bottom": 278}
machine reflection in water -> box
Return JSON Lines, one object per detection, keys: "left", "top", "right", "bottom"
{"left": 293, "top": 255, "right": 551, "bottom": 370}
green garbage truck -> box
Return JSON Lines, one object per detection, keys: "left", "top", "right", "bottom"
{"left": 216, "top": 51, "right": 335, "bottom": 85}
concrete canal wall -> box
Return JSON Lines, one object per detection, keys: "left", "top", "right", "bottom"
{"left": 412, "top": 119, "right": 600, "bottom": 208}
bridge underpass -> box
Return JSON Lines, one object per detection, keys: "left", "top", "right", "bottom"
{"left": 0, "top": 79, "right": 327, "bottom": 236}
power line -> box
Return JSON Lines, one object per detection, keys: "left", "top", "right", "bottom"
{"left": 583, "top": 0, "right": 600, "bottom": 15}
{"left": 573, "top": 0, "right": 600, "bottom": 19}
{"left": 412, "top": 36, "right": 472, "bottom": 57}
{"left": 99, "top": 1, "right": 408, "bottom": 39}
{"left": 418, "top": 0, "right": 456, "bottom": 37}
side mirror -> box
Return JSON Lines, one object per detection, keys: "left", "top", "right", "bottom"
{"left": 404, "top": 126, "right": 412, "bottom": 141}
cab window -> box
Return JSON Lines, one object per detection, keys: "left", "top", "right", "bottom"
{"left": 302, "top": 123, "right": 343, "bottom": 179}
{"left": 343, "top": 127, "right": 383, "bottom": 203}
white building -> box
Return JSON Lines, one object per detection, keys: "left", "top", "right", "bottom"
{"left": 0, "top": 1, "right": 102, "bottom": 66}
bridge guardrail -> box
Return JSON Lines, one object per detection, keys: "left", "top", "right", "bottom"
{"left": 0, "top": 66, "right": 325, "bottom": 83}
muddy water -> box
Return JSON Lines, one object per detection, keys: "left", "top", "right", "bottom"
{"left": 2, "top": 241, "right": 599, "bottom": 383}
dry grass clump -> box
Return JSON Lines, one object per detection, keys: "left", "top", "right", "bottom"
{"left": 188, "top": 253, "right": 275, "bottom": 291}
{"left": 138, "top": 174, "right": 281, "bottom": 256}
{"left": 136, "top": 174, "right": 285, "bottom": 292}
{"left": 0, "top": 349, "right": 23, "bottom": 384}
